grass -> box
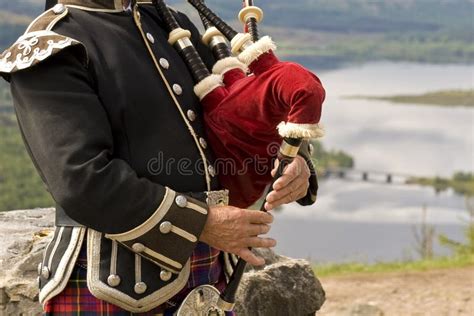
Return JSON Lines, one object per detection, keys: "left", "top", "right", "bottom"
{"left": 350, "top": 90, "right": 474, "bottom": 107}
{"left": 314, "top": 254, "right": 474, "bottom": 277}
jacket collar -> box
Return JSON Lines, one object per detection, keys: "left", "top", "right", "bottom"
{"left": 58, "top": 0, "right": 125, "bottom": 11}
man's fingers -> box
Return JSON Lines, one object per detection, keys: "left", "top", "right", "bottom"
{"left": 238, "top": 249, "right": 265, "bottom": 266}
{"left": 238, "top": 238, "right": 277, "bottom": 265}
{"left": 272, "top": 161, "right": 301, "bottom": 191}
{"left": 266, "top": 176, "right": 307, "bottom": 204}
{"left": 273, "top": 156, "right": 310, "bottom": 191}
{"left": 272, "top": 171, "right": 297, "bottom": 191}
{"left": 203, "top": 206, "right": 277, "bottom": 260}
{"left": 244, "top": 209, "right": 274, "bottom": 224}
{"left": 247, "top": 224, "right": 271, "bottom": 236}
{"left": 247, "top": 237, "right": 277, "bottom": 249}
{"left": 265, "top": 182, "right": 308, "bottom": 210}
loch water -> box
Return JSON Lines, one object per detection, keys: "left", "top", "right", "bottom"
{"left": 273, "top": 62, "right": 474, "bottom": 263}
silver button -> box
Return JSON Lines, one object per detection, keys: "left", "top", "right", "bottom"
{"left": 187, "top": 110, "right": 196, "bottom": 122}
{"left": 146, "top": 32, "right": 155, "bottom": 44}
{"left": 52, "top": 3, "right": 65, "bottom": 14}
{"left": 173, "top": 84, "right": 182, "bottom": 95}
{"left": 159, "top": 58, "right": 169, "bottom": 69}
{"left": 132, "top": 243, "right": 146, "bottom": 253}
{"left": 159, "top": 221, "right": 172, "bottom": 234}
{"left": 208, "top": 165, "right": 216, "bottom": 177}
{"left": 160, "top": 270, "right": 172, "bottom": 282}
{"left": 308, "top": 143, "right": 314, "bottom": 156}
{"left": 175, "top": 195, "right": 188, "bottom": 208}
{"left": 199, "top": 138, "right": 208, "bottom": 149}
{"left": 134, "top": 282, "right": 147, "bottom": 294}
{"left": 107, "top": 274, "right": 121, "bottom": 287}
{"left": 41, "top": 266, "right": 50, "bottom": 279}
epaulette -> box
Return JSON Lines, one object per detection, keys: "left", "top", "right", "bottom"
{"left": 0, "top": 5, "right": 87, "bottom": 79}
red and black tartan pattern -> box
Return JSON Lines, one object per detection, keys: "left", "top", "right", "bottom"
{"left": 44, "top": 242, "right": 236, "bottom": 315}
{"left": 43, "top": 262, "right": 171, "bottom": 315}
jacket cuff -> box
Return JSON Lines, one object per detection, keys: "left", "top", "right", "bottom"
{"left": 105, "top": 188, "right": 208, "bottom": 273}
{"left": 297, "top": 140, "right": 318, "bottom": 206}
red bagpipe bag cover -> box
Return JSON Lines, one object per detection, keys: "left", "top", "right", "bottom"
{"left": 201, "top": 48, "right": 325, "bottom": 208}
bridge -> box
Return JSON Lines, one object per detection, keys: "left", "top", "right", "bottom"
{"left": 322, "top": 168, "right": 418, "bottom": 185}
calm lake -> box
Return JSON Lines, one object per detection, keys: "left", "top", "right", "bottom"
{"left": 272, "top": 62, "right": 474, "bottom": 263}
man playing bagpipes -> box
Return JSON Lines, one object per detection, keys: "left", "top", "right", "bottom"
{"left": 0, "top": 0, "right": 324, "bottom": 314}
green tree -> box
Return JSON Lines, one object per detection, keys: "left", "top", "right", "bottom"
{"left": 0, "top": 114, "right": 54, "bottom": 211}
{"left": 439, "top": 197, "right": 474, "bottom": 256}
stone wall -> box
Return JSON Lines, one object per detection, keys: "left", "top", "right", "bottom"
{"left": 0, "top": 209, "right": 325, "bottom": 315}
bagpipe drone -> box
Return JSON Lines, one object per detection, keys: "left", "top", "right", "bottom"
{"left": 152, "top": 0, "right": 325, "bottom": 314}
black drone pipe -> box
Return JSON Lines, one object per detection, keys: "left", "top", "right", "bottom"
{"left": 242, "top": 0, "right": 260, "bottom": 42}
{"left": 199, "top": 12, "right": 213, "bottom": 29}
{"left": 153, "top": 0, "right": 210, "bottom": 83}
{"left": 189, "top": 0, "right": 257, "bottom": 56}
{"left": 198, "top": 3, "right": 213, "bottom": 29}
{"left": 198, "top": 0, "right": 232, "bottom": 60}
{"left": 188, "top": 0, "right": 239, "bottom": 42}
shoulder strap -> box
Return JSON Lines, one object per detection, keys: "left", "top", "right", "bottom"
{"left": 0, "top": 6, "right": 87, "bottom": 79}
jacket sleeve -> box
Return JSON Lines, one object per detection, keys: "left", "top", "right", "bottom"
{"left": 9, "top": 49, "right": 207, "bottom": 273}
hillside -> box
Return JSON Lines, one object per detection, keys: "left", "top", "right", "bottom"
{"left": 0, "top": 81, "right": 12, "bottom": 112}
{"left": 1, "top": 0, "right": 473, "bottom": 68}
{"left": 352, "top": 89, "right": 474, "bottom": 107}
{"left": 185, "top": 0, "right": 474, "bottom": 68}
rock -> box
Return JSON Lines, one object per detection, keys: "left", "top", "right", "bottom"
{"left": 0, "top": 208, "right": 54, "bottom": 316}
{"left": 234, "top": 248, "right": 326, "bottom": 316}
{"left": 350, "top": 303, "right": 384, "bottom": 316}
{"left": 0, "top": 209, "right": 326, "bottom": 315}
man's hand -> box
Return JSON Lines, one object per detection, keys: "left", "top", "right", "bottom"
{"left": 264, "top": 155, "right": 310, "bottom": 211}
{"left": 200, "top": 206, "right": 276, "bottom": 266}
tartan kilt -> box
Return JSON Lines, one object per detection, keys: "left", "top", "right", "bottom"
{"left": 43, "top": 242, "right": 236, "bottom": 315}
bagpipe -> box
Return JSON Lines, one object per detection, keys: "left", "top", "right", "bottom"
{"left": 155, "top": 0, "right": 325, "bottom": 209}
{"left": 150, "top": 0, "right": 326, "bottom": 314}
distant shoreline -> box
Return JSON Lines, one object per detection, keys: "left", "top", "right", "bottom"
{"left": 407, "top": 172, "right": 474, "bottom": 196}
{"left": 346, "top": 89, "right": 474, "bottom": 107}
{"left": 282, "top": 55, "right": 474, "bottom": 72}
